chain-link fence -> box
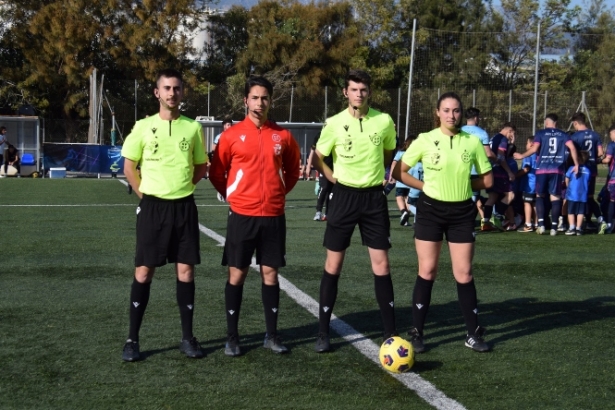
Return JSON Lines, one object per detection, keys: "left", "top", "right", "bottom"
{"left": 44, "top": 27, "right": 615, "bottom": 150}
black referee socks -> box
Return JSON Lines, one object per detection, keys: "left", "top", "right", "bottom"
{"left": 225, "top": 281, "right": 244, "bottom": 337}
{"left": 176, "top": 280, "right": 195, "bottom": 340}
{"left": 318, "top": 270, "right": 339, "bottom": 334}
{"left": 128, "top": 278, "right": 151, "bottom": 342}
{"left": 374, "top": 273, "right": 397, "bottom": 337}
{"left": 412, "top": 276, "right": 434, "bottom": 335}
{"left": 456, "top": 279, "right": 479, "bottom": 334}
{"left": 262, "top": 283, "right": 280, "bottom": 336}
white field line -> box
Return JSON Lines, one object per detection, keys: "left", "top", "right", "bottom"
{"left": 196, "top": 221, "right": 466, "bottom": 410}
{"left": 117, "top": 179, "right": 464, "bottom": 409}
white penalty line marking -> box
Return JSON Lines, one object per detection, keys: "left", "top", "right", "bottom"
{"left": 197, "top": 221, "right": 466, "bottom": 410}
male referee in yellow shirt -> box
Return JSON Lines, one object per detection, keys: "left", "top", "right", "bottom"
{"left": 121, "top": 69, "right": 208, "bottom": 361}
{"left": 312, "top": 69, "right": 398, "bottom": 352}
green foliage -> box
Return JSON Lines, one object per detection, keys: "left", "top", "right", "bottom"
{"left": 236, "top": 0, "right": 359, "bottom": 96}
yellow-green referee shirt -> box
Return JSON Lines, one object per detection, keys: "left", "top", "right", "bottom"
{"left": 402, "top": 128, "right": 491, "bottom": 202}
{"left": 122, "top": 114, "right": 207, "bottom": 199}
{"left": 317, "top": 107, "right": 396, "bottom": 188}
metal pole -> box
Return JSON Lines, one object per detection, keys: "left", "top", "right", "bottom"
{"left": 135, "top": 79, "right": 137, "bottom": 122}
{"left": 397, "top": 88, "right": 401, "bottom": 135}
{"left": 582, "top": 90, "right": 595, "bottom": 130}
{"left": 207, "top": 83, "right": 211, "bottom": 117}
{"left": 289, "top": 86, "right": 294, "bottom": 122}
{"left": 324, "top": 86, "right": 328, "bottom": 119}
{"left": 508, "top": 90, "right": 512, "bottom": 122}
{"left": 532, "top": 21, "right": 541, "bottom": 136}
{"left": 472, "top": 89, "right": 476, "bottom": 107}
{"left": 404, "top": 19, "right": 417, "bottom": 140}
{"left": 544, "top": 90, "right": 548, "bottom": 119}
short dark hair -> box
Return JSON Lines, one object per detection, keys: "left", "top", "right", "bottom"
{"left": 244, "top": 76, "right": 273, "bottom": 98}
{"left": 465, "top": 107, "right": 480, "bottom": 120}
{"left": 345, "top": 69, "right": 372, "bottom": 89}
{"left": 502, "top": 122, "right": 517, "bottom": 132}
{"left": 545, "top": 113, "right": 558, "bottom": 123}
{"left": 527, "top": 135, "right": 535, "bottom": 143}
{"left": 570, "top": 112, "right": 586, "bottom": 125}
{"left": 0, "top": 126, "right": 6, "bottom": 132}
{"left": 222, "top": 117, "right": 233, "bottom": 126}
{"left": 156, "top": 68, "right": 183, "bottom": 87}
{"left": 608, "top": 125, "right": 615, "bottom": 134}
{"left": 579, "top": 150, "right": 590, "bottom": 164}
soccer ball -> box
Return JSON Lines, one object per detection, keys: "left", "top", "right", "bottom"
{"left": 379, "top": 336, "right": 414, "bottom": 373}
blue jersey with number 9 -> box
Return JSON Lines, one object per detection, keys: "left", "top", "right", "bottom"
{"left": 533, "top": 128, "right": 571, "bottom": 175}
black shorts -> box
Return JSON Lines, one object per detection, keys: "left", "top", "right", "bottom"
{"left": 135, "top": 194, "right": 201, "bottom": 267}
{"left": 414, "top": 193, "right": 475, "bottom": 243}
{"left": 323, "top": 183, "right": 391, "bottom": 251}
{"left": 395, "top": 187, "right": 410, "bottom": 197}
{"left": 567, "top": 200, "right": 586, "bottom": 215}
{"left": 223, "top": 211, "right": 286, "bottom": 269}
{"left": 522, "top": 192, "right": 536, "bottom": 203}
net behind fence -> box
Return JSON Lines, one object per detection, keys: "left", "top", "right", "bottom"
{"left": 43, "top": 29, "right": 614, "bottom": 150}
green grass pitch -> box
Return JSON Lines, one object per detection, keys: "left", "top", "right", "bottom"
{"left": 1, "top": 178, "right": 614, "bottom": 409}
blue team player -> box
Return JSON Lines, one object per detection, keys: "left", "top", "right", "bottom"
{"left": 514, "top": 113, "right": 580, "bottom": 236}
{"left": 564, "top": 151, "right": 591, "bottom": 236}
{"left": 569, "top": 112, "right": 606, "bottom": 232}
{"left": 600, "top": 125, "right": 615, "bottom": 233}
{"left": 517, "top": 136, "right": 538, "bottom": 231}
{"left": 481, "top": 123, "right": 516, "bottom": 231}
{"left": 461, "top": 107, "right": 494, "bottom": 221}
{"left": 407, "top": 160, "right": 424, "bottom": 223}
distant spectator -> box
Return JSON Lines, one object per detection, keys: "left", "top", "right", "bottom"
{"left": 3, "top": 144, "right": 20, "bottom": 177}
{"left": 0, "top": 126, "right": 8, "bottom": 165}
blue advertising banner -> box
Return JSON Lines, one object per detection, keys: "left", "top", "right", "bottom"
{"left": 43, "top": 144, "right": 125, "bottom": 175}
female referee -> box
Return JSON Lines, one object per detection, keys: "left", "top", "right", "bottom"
{"left": 392, "top": 92, "right": 493, "bottom": 353}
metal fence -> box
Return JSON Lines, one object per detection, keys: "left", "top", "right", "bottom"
{"left": 43, "top": 27, "right": 614, "bottom": 150}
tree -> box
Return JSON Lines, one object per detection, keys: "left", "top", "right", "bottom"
{"left": 490, "top": 0, "right": 579, "bottom": 89}
{"left": 0, "top": 0, "right": 209, "bottom": 141}
{"left": 200, "top": 6, "right": 250, "bottom": 85}
{"left": 236, "top": 0, "right": 359, "bottom": 97}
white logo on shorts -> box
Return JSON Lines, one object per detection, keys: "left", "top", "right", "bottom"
{"left": 136, "top": 206, "right": 141, "bottom": 215}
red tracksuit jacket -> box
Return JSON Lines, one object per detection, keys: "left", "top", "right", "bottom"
{"left": 209, "top": 118, "right": 301, "bottom": 216}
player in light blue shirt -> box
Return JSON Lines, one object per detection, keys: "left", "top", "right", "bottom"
{"left": 517, "top": 136, "right": 538, "bottom": 231}
{"left": 565, "top": 151, "right": 591, "bottom": 235}
{"left": 461, "top": 107, "right": 494, "bottom": 222}
{"left": 389, "top": 136, "right": 413, "bottom": 225}
{"left": 407, "top": 161, "right": 423, "bottom": 222}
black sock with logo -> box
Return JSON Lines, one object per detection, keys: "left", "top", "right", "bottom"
{"left": 318, "top": 270, "right": 339, "bottom": 334}
{"left": 225, "top": 281, "right": 243, "bottom": 337}
{"left": 262, "top": 283, "right": 280, "bottom": 336}
{"left": 374, "top": 274, "right": 396, "bottom": 337}
{"left": 128, "top": 279, "right": 151, "bottom": 342}
{"left": 411, "top": 276, "right": 434, "bottom": 335}
{"left": 457, "top": 279, "right": 479, "bottom": 334}
{"left": 176, "top": 280, "right": 195, "bottom": 340}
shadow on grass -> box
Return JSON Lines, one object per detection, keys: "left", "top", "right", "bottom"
{"left": 132, "top": 296, "right": 614, "bottom": 360}
{"left": 328, "top": 296, "right": 615, "bottom": 351}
